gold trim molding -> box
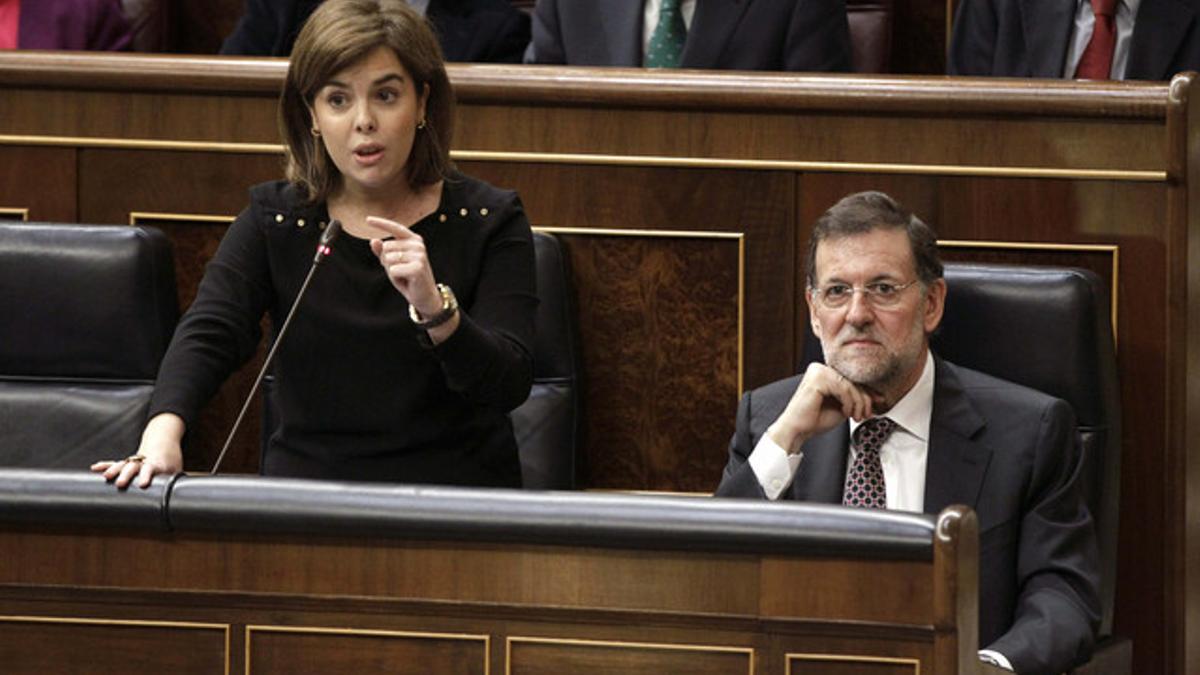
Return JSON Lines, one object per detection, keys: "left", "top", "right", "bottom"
{"left": 0, "top": 133, "right": 282, "bottom": 154}
{"left": 506, "top": 636, "right": 754, "bottom": 675}
{"left": 130, "top": 211, "right": 237, "bottom": 226}
{"left": 787, "top": 652, "right": 920, "bottom": 675}
{"left": 246, "top": 625, "right": 490, "bottom": 675}
{"left": 0, "top": 207, "right": 29, "bottom": 220}
{"left": 0, "top": 134, "right": 1167, "bottom": 182}
{"left": 455, "top": 150, "right": 1167, "bottom": 182}
{"left": 535, "top": 225, "right": 746, "bottom": 396}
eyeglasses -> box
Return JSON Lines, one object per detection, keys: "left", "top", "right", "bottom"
{"left": 810, "top": 280, "right": 921, "bottom": 310}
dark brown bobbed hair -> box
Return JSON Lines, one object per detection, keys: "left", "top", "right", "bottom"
{"left": 279, "top": 0, "right": 455, "bottom": 204}
{"left": 805, "top": 191, "right": 944, "bottom": 288}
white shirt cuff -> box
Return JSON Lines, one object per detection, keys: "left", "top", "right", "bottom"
{"left": 978, "top": 649, "right": 1014, "bottom": 671}
{"left": 748, "top": 433, "right": 803, "bottom": 500}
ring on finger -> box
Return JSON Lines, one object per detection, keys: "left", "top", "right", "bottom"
{"left": 124, "top": 454, "right": 146, "bottom": 463}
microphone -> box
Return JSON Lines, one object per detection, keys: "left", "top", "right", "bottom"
{"left": 209, "top": 219, "right": 342, "bottom": 475}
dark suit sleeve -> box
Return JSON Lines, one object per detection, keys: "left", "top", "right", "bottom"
{"left": 987, "top": 398, "right": 1101, "bottom": 675}
{"left": 88, "top": 0, "right": 134, "bottom": 51}
{"left": 527, "top": 0, "right": 566, "bottom": 64}
{"left": 785, "top": 0, "right": 853, "bottom": 72}
{"left": 947, "top": 0, "right": 999, "bottom": 75}
{"left": 220, "top": 0, "right": 311, "bottom": 56}
{"left": 473, "top": 9, "right": 531, "bottom": 63}
{"left": 430, "top": 0, "right": 531, "bottom": 64}
{"left": 714, "top": 390, "right": 770, "bottom": 498}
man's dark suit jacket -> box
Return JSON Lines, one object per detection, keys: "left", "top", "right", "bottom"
{"left": 949, "top": 0, "right": 1200, "bottom": 79}
{"left": 220, "top": 0, "right": 531, "bottom": 63}
{"left": 715, "top": 356, "right": 1101, "bottom": 675}
{"left": 528, "top": 0, "right": 852, "bottom": 72}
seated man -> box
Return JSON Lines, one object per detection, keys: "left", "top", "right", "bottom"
{"left": 526, "top": 0, "right": 852, "bottom": 72}
{"left": 715, "top": 191, "right": 1101, "bottom": 675}
{"left": 949, "top": 0, "right": 1200, "bottom": 79}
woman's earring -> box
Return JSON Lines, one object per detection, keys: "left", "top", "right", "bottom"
{"left": 416, "top": 119, "right": 426, "bottom": 131}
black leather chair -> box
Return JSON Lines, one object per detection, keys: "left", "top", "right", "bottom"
{"left": 800, "top": 262, "right": 1127, "bottom": 672}
{"left": 511, "top": 231, "right": 581, "bottom": 489}
{"left": 261, "top": 230, "right": 581, "bottom": 489}
{"left": 933, "top": 264, "right": 1128, "bottom": 673}
{"left": 847, "top": 0, "right": 894, "bottom": 73}
{"left": 0, "top": 223, "right": 179, "bottom": 468}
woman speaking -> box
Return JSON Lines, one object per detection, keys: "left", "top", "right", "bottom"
{"left": 94, "top": 0, "right": 536, "bottom": 488}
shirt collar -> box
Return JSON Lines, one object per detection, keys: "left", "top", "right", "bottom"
{"left": 849, "top": 349, "right": 935, "bottom": 442}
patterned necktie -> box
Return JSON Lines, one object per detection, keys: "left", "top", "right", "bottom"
{"left": 645, "top": 0, "right": 687, "bottom": 68}
{"left": 843, "top": 417, "right": 897, "bottom": 509}
{"left": 1074, "top": 0, "right": 1118, "bottom": 79}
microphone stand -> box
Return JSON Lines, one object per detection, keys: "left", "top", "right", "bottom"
{"left": 209, "top": 220, "right": 342, "bottom": 475}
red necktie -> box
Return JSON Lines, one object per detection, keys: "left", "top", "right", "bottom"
{"left": 1074, "top": 0, "right": 1118, "bottom": 79}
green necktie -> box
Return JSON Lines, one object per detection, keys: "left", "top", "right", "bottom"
{"left": 644, "top": 0, "right": 686, "bottom": 68}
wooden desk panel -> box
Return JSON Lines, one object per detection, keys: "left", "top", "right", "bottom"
{"left": 0, "top": 616, "right": 229, "bottom": 675}
{"left": 0, "top": 54, "right": 1194, "bottom": 674}
{"left": 0, "top": 504, "right": 977, "bottom": 675}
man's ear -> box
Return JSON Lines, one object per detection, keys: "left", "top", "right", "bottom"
{"left": 806, "top": 288, "right": 823, "bottom": 339}
{"left": 923, "top": 278, "right": 947, "bottom": 333}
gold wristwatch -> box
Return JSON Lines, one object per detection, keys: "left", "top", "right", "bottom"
{"left": 408, "top": 283, "right": 458, "bottom": 329}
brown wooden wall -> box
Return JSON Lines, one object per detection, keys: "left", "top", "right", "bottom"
{"left": 0, "top": 53, "right": 1198, "bottom": 675}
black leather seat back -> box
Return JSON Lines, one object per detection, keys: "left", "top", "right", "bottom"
{"left": 0, "top": 223, "right": 178, "bottom": 467}
{"left": 935, "top": 264, "right": 1121, "bottom": 637}
{"left": 847, "top": 0, "right": 893, "bottom": 73}
{"left": 511, "top": 231, "right": 581, "bottom": 489}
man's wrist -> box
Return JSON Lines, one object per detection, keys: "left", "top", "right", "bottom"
{"left": 766, "top": 422, "right": 806, "bottom": 455}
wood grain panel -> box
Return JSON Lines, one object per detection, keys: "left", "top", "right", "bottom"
{"left": 0, "top": 146, "right": 76, "bottom": 223}
{"left": 760, "top": 558, "right": 933, "bottom": 625}
{"left": 0, "top": 617, "right": 227, "bottom": 675}
{"left": 2, "top": 531, "right": 762, "bottom": 617}
{"left": 247, "top": 627, "right": 486, "bottom": 675}
{"left": 458, "top": 162, "right": 794, "bottom": 386}
{"left": 78, "top": 149, "right": 280, "bottom": 223}
{"left": 456, "top": 108, "right": 1165, "bottom": 174}
{"left": 546, "top": 231, "right": 739, "bottom": 490}
{"left": 461, "top": 161, "right": 793, "bottom": 489}
{"left": 508, "top": 637, "right": 751, "bottom": 675}
{"left": 0, "top": 89, "right": 278, "bottom": 143}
